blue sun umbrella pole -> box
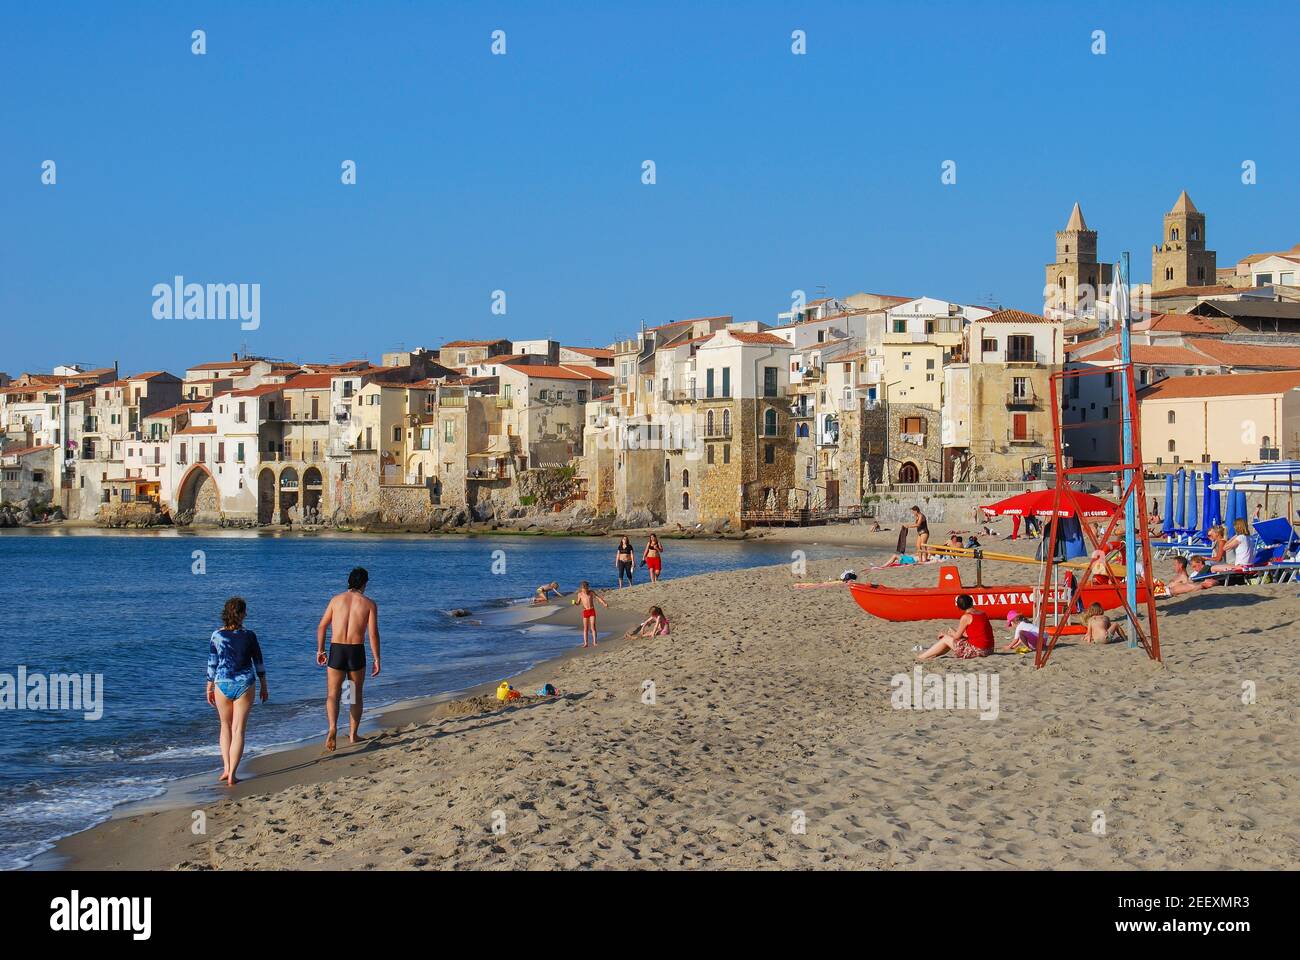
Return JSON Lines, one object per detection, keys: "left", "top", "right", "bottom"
{"left": 1200, "top": 469, "right": 1212, "bottom": 538}
{"left": 1162, "top": 473, "right": 1176, "bottom": 536}
{"left": 1175, "top": 468, "right": 1187, "bottom": 533}
{"left": 1188, "top": 471, "right": 1198, "bottom": 533}
{"left": 1208, "top": 461, "right": 1221, "bottom": 530}
{"left": 1117, "top": 253, "right": 1138, "bottom": 646}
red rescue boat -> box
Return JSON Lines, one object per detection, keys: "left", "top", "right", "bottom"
{"left": 847, "top": 565, "right": 1148, "bottom": 622}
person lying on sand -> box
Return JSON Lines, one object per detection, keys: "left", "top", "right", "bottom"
{"left": 624, "top": 606, "right": 670, "bottom": 640}
{"left": 532, "top": 581, "right": 563, "bottom": 605}
{"left": 1168, "top": 556, "right": 1214, "bottom": 594}
{"left": 869, "top": 519, "right": 889, "bottom": 533}
{"left": 1083, "top": 601, "right": 1126, "bottom": 644}
{"left": 575, "top": 581, "right": 608, "bottom": 648}
{"left": 916, "top": 594, "right": 994, "bottom": 661}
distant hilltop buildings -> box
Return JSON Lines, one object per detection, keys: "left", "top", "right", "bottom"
{"left": 4, "top": 192, "right": 1300, "bottom": 529}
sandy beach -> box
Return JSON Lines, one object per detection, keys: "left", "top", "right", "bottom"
{"left": 54, "top": 529, "right": 1300, "bottom": 870}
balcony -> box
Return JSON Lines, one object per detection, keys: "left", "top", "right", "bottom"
{"left": 1007, "top": 429, "right": 1044, "bottom": 445}
{"left": 1006, "top": 390, "right": 1039, "bottom": 407}
{"left": 701, "top": 424, "right": 732, "bottom": 440}
{"left": 438, "top": 395, "right": 468, "bottom": 407}
{"left": 1004, "top": 350, "right": 1046, "bottom": 365}
{"left": 495, "top": 397, "right": 514, "bottom": 409}
{"left": 790, "top": 401, "right": 814, "bottom": 418}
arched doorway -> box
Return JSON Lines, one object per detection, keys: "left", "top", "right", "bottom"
{"left": 898, "top": 461, "right": 920, "bottom": 484}
{"left": 279, "top": 467, "right": 300, "bottom": 523}
{"left": 303, "top": 466, "right": 324, "bottom": 519}
{"left": 177, "top": 465, "right": 220, "bottom": 523}
{"left": 257, "top": 469, "right": 276, "bottom": 525}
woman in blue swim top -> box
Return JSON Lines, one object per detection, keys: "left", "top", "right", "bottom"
{"left": 206, "top": 597, "right": 268, "bottom": 786}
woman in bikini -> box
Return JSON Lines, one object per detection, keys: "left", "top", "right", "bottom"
{"left": 643, "top": 534, "right": 664, "bottom": 583}
{"left": 906, "top": 506, "right": 930, "bottom": 560}
{"left": 206, "top": 597, "right": 268, "bottom": 786}
{"left": 615, "top": 536, "right": 636, "bottom": 588}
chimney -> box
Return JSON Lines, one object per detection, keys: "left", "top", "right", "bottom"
{"left": 233, "top": 352, "right": 239, "bottom": 362}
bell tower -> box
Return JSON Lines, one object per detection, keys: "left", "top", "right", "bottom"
{"left": 1045, "top": 202, "right": 1112, "bottom": 317}
{"left": 1151, "top": 191, "right": 1216, "bottom": 292}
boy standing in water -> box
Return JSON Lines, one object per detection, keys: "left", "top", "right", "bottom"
{"left": 575, "top": 580, "right": 608, "bottom": 648}
{"left": 316, "top": 567, "right": 381, "bottom": 752}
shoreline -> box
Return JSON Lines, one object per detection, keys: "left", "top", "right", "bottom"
{"left": 41, "top": 529, "right": 1299, "bottom": 871}
{"left": 36, "top": 596, "right": 648, "bottom": 871}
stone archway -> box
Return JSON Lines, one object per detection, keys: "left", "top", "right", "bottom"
{"left": 898, "top": 461, "right": 920, "bottom": 484}
{"left": 257, "top": 468, "right": 276, "bottom": 525}
{"left": 177, "top": 465, "right": 220, "bottom": 524}
{"left": 279, "top": 467, "right": 300, "bottom": 523}
{"left": 303, "top": 466, "right": 324, "bottom": 520}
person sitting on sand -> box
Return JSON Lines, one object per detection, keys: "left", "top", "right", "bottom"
{"left": 1212, "top": 518, "right": 1256, "bottom": 572}
{"left": 624, "top": 606, "right": 670, "bottom": 640}
{"left": 869, "top": 519, "right": 889, "bottom": 533}
{"left": 532, "top": 581, "right": 563, "bottom": 605}
{"left": 916, "top": 594, "right": 994, "bottom": 661}
{"left": 1083, "top": 601, "right": 1126, "bottom": 644}
{"left": 575, "top": 581, "right": 608, "bottom": 648}
{"left": 1167, "top": 556, "right": 1214, "bottom": 595}
{"left": 1000, "top": 610, "right": 1041, "bottom": 652}
{"left": 207, "top": 597, "right": 268, "bottom": 786}
{"left": 946, "top": 534, "right": 964, "bottom": 550}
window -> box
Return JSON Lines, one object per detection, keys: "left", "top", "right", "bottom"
{"left": 217, "top": 442, "right": 225, "bottom": 463}
{"left": 817, "top": 330, "right": 825, "bottom": 343}
{"left": 763, "top": 367, "right": 778, "bottom": 398}
{"left": 578, "top": 389, "right": 587, "bottom": 403}
{"left": 722, "top": 408, "right": 731, "bottom": 435}
{"left": 392, "top": 426, "right": 401, "bottom": 443}
{"left": 705, "top": 369, "right": 715, "bottom": 398}
{"left": 706, "top": 409, "right": 715, "bottom": 435}
{"left": 721, "top": 367, "right": 731, "bottom": 398}
{"left": 237, "top": 442, "right": 245, "bottom": 463}
{"left": 1011, "top": 377, "right": 1029, "bottom": 400}
{"left": 901, "top": 416, "right": 924, "bottom": 434}
{"left": 1168, "top": 439, "right": 1176, "bottom": 452}
{"left": 707, "top": 445, "right": 715, "bottom": 464}
{"left": 764, "top": 409, "right": 778, "bottom": 436}
{"left": 723, "top": 445, "right": 730, "bottom": 464}
{"left": 806, "top": 457, "right": 814, "bottom": 480}
{"left": 682, "top": 491, "right": 690, "bottom": 510}
{"left": 893, "top": 317, "right": 906, "bottom": 333}
{"left": 237, "top": 401, "right": 246, "bottom": 423}
{"left": 682, "top": 469, "right": 689, "bottom": 487}
{"left": 925, "top": 358, "right": 935, "bottom": 370}
{"left": 981, "top": 338, "right": 997, "bottom": 354}
{"left": 444, "top": 421, "right": 455, "bottom": 443}
{"left": 764, "top": 444, "right": 775, "bottom": 465}
{"left": 1167, "top": 410, "right": 1176, "bottom": 424}
{"left": 664, "top": 459, "right": 671, "bottom": 482}
{"left": 1006, "top": 335, "right": 1035, "bottom": 362}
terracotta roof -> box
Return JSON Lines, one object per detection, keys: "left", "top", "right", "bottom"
{"left": 501, "top": 363, "right": 615, "bottom": 381}
{"left": 979, "top": 309, "right": 1057, "bottom": 325}
{"left": 229, "top": 383, "right": 283, "bottom": 398}
{"left": 563, "top": 346, "right": 615, "bottom": 358}
{"left": 1140, "top": 370, "right": 1300, "bottom": 400}
{"left": 1150, "top": 284, "right": 1240, "bottom": 298}
{"left": 282, "top": 373, "right": 335, "bottom": 389}
{"left": 441, "top": 339, "right": 507, "bottom": 349}
{"left": 1136, "top": 312, "right": 1239, "bottom": 334}
{"left": 176, "top": 424, "right": 218, "bottom": 435}
{"left": 1, "top": 444, "right": 58, "bottom": 457}
{"left": 1077, "top": 344, "right": 1218, "bottom": 365}
{"left": 1184, "top": 338, "right": 1300, "bottom": 368}
{"left": 717, "top": 331, "right": 795, "bottom": 346}
{"left": 144, "top": 401, "right": 211, "bottom": 421}
{"left": 126, "top": 371, "right": 179, "bottom": 381}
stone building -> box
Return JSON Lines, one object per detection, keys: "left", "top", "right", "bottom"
{"left": 1044, "top": 202, "right": 1113, "bottom": 319}
{"left": 1152, "top": 191, "right": 1217, "bottom": 294}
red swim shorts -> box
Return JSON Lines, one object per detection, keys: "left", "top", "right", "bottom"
{"left": 582, "top": 608, "right": 596, "bottom": 619}
{"left": 646, "top": 557, "right": 662, "bottom": 572}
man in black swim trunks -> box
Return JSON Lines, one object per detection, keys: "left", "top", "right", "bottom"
{"left": 315, "top": 567, "right": 381, "bottom": 751}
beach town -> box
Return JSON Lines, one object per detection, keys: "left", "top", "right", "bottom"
{"left": 4, "top": 191, "right": 1299, "bottom": 875}
{"left": 5, "top": 193, "right": 1300, "bottom": 535}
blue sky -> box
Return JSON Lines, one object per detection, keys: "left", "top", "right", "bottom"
{"left": 3, "top": 0, "right": 1297, "bottom": 375}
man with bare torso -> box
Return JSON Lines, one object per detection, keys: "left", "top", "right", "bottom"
{"left": 315, "top": 567, "right": 381, "bottom": 751}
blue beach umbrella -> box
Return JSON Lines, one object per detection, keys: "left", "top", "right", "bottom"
{"left": 1162, "top": 474, "right": 1175, "bottom": 535}
{"left": 1200, "top": 470, "right": 1212, "bottom": 537}
{"left": 1175, "top": 468, "right": 1187, "bottom": 531}
{"left": 1207, "top": 462, "right": 1221, "bottom": 529}
{"left": 1236, "top": 490, "right": 1249, "bottom": 529}
{"left": 1187, "top": 471, "right": 1198, "bottom": 533}
{"left": 1224, "top": 481, "right": 1237, "bottom": 532}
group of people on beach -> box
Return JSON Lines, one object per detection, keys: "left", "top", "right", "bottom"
{"left": 206, "top": 567, "right": 380, "bottom": 785}
{"left": 915, "top": 595, "right": 1126, "bottom": 662}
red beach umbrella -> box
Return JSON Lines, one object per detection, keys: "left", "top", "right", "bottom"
{"left": 981, "top": 489, "right": 1117, "bottom": 519}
